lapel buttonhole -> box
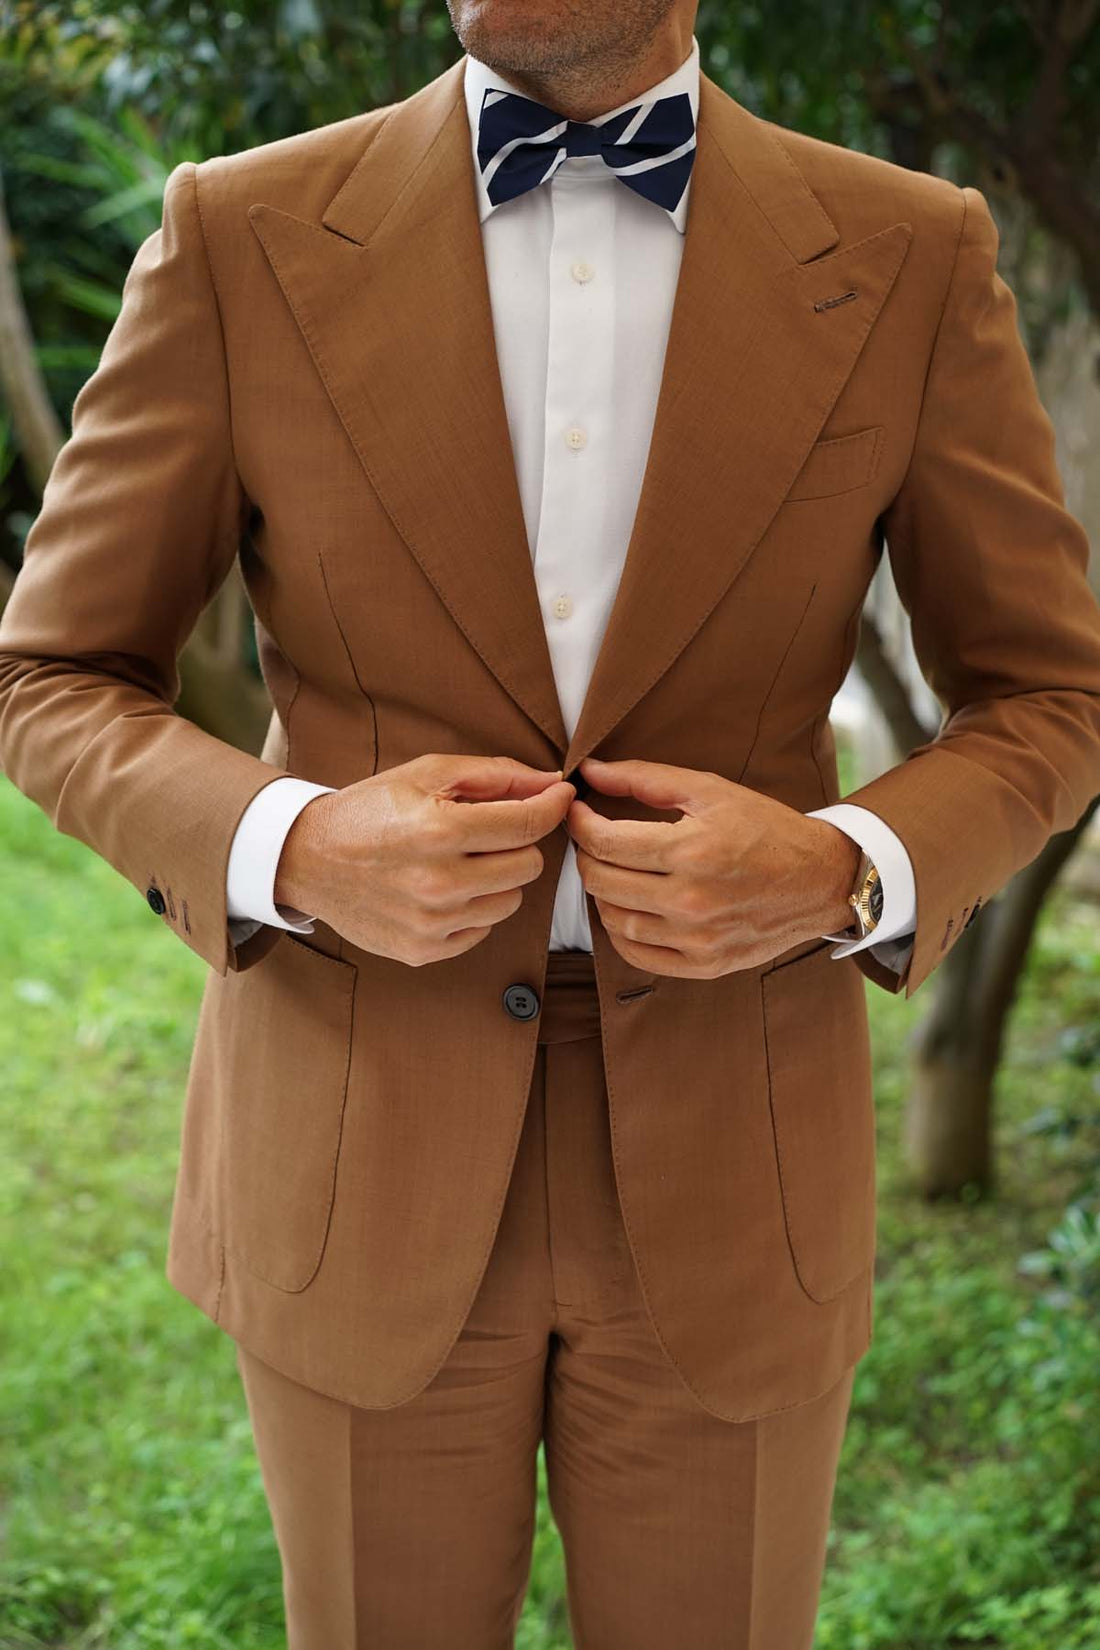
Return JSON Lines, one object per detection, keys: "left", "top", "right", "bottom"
{"left": 813, "top": 288, "right": 859, "bottom": 312}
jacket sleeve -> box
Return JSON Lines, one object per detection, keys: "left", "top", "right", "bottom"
{"left": 0, "top": 159, "right": 296, "bottom": 977}
{"left": 839, "top": 183, "right": 1100, "bottom": 999}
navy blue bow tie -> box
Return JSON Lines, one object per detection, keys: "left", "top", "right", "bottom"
{"left": 476, "top": 86, "right": 696, "bottom": 217}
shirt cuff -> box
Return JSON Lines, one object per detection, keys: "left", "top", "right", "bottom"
{"left": 805, "top": 802, "right": 917, "bottom": 965}
{"left": 226, "top": 777, "right": 337, "bottom": 933}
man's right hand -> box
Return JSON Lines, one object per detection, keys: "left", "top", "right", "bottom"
{"left": 273, "top": 753, "right": 576, "bottom": 966}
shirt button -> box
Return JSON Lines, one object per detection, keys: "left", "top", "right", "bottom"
{"left": 552, "top": 594, "right": 573, "bottom": 620}
{"left": 571, "top": 260, "right": 595, "bottom": 283}
{"left": 565, "top": 426, "right": 587, "bottom": 451}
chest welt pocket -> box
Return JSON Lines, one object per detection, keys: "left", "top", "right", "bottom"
{"left": 214, "top": 933, "right": 357, "bottom": 1292}
{"left": 785, "top": 425, "right": 885, "bottom": 503}
{"left": 760, "top": 939, "right": 876, "bottom": 1302}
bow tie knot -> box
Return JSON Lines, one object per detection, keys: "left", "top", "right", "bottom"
{"left": 476, "top": 86, "right": 696, "bottom": 217}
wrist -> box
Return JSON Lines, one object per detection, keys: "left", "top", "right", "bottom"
{"left": 274, "top": 792, "right": 334, "bottom": 912}
{"left": 809, "top": 819, "right": 863, "bottom": 936}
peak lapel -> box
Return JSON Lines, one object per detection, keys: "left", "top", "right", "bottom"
{"left": 248, "top": 56, "right": 570, "bottom": 757}
{"left": 561, "top": 74, "right": 912, "bottom": 773}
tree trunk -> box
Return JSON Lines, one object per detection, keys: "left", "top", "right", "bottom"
{"left": 906, "top": 795, "right": 1100, "bottom": 1198}
{"left": 854, "top": 610, "right": 937, "bottom": 756}
{"left": 0, "top": 166, "right": 64, "bottom": 494}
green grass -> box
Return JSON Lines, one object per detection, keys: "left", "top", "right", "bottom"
{"left": 1, "top": 772, "right": 1098, "bottom": 1649}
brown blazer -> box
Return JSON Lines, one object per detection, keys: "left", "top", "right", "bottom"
{"left": 2, "top": 55, "right": 1099, "bottom": 1423}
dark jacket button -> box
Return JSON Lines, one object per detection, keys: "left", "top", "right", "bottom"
{"left": 564, "top": 767, "right": 589, "bottom": 801}
{"left": 502, "top": 982, "right": 540, "bottom": 1021}
{"left": 146, "top": 886, "right": 167, "bottom": 916}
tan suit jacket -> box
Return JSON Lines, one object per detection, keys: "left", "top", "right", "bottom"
{"left": 2, "top": 55, "right": 1099, "bottom": 1423}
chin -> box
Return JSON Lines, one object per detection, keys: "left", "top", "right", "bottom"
{"left": 451, "top": 0, "right": 583, "bottom": 71}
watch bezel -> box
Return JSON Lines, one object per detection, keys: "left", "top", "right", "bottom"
{"left": 849, "top": 855, "right": 882, "bottom": 936}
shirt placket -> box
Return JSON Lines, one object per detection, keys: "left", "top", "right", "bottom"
{"left": 534, "top": 161, "right": 618, "bottom": 739}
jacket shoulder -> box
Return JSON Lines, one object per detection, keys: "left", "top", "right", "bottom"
{"left": 769, "top": 119, "right": 967, "bottom": 251}
{"left": 190, "top": 102, "right": 399, "bottom": 224}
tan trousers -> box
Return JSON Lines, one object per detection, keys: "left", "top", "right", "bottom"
{"left": 235, "top": 949, "right": 857, "bottom": 1649}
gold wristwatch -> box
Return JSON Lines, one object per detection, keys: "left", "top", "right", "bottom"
{"left": 846, "top": 849, "right": 884, "bottom": 939}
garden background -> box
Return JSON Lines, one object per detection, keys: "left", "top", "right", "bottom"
{"left": 1, "top": 2, "right": 1099, "bottom": 1646}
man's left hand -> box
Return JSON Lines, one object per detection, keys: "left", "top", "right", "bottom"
{"left": 566, "top": 756, "right": 862, "bottom": 978}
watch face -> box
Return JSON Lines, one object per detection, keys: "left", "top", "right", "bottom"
{"left": 868, "top": 877, "right": 885, "bottom": 925}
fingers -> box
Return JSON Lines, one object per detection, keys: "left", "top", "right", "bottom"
{"left": 566, "top": 795, "right": 682, "bottom": 870}
{"left": 418, "top": 752, "right": 566, "bottom": 801}
{"left": 579, "top": 755, "right": 712, "bottom": 813}
{"left": 595, "top": 898, "right": 685, "bottom": 949}
{"left": 390, "top": 874, "right": 527, "bottom": 964}
{"left": 451, "top": 885, "right": 526, "bottom": 929}
{"left": 405, "top": 753, "right": 575, "bottom": 851}
{"left": 592, "top": 910, "right": 730, "bottom": 979}
{"left": 397, "top": 923, "right": 496, "bottom": 965}
{"left": 573, "top": 848, "right": 680, "bottom": 917}
{"left": 598, "top": 928, "right": 697, "bottom": 975}
{"left": 443, "top": 843, "right": 547, "bottom": 899}
{"left": 443, "top": 779, "right": 577, "bottom": 851}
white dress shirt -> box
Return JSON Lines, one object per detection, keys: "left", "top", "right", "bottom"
{"left": 226, "top": 34, "right": 916, "bottom": 973}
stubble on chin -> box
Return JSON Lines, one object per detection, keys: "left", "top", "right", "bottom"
{"left": 445, "top": 0, "right": 671, "bottom": 86}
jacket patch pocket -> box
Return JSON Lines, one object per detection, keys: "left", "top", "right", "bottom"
{"left": 785, "top": 425, "right": 885, "bottom": 503}
{"left": 215, "top": 933, "right": 357, "bottom": 1292}
{"left": 761, "top": 940, "right": 876, "bottom": 1302}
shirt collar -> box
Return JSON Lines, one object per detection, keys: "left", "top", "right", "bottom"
{"left": 463, "top": 34, "right": 700, "bottom": 234}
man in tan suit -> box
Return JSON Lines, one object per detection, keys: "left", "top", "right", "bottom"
{"left": 3, "top": 0, "right": 1100, "bottom": 1640}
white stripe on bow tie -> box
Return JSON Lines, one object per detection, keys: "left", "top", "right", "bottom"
{"left": 609, "top": 100, "right": 653, "bottom": 144}
{"left": 480, "top": 118, "right": 568, "bottom": 192}
{"left": 610, "top": 134, "right": 697, "bottom": 177}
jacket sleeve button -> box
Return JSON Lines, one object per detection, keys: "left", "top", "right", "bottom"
{"left": 146, "top": 886, "right": 167, "bottom": 916}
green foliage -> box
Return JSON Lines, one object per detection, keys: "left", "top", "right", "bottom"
{"left": 695, "top": 0, "right": 1100, "bottom": 176}
{"left": 6, "top": 0, "right": 462, "bottom": 156}
{"left": 18, "top": 102, "right": 186, "bottom": 335}
{"left": 1, "top": 775, "right": 1098, "bottom": 1647}
{"left": 0, "top": 59, "right": 132, "bottom": 426}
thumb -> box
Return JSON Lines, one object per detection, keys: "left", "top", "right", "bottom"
{"left": 437, "top": 755, "right": 567, "bottom": 802}
{"left": 579, "top": 756, "right": 714, "bottom": 815}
